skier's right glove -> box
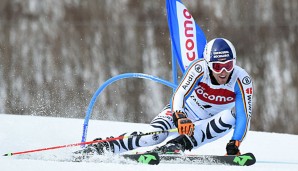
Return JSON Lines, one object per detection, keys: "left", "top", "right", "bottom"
{"left": 226, "top": 140, "right": 241, "bottom": 155}
{"left": 173, "top": 111, "right": 194, "bottom": 136}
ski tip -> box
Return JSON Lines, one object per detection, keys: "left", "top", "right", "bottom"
{"left": 243, "top": 152, "right": 256, "bottom": 159}
{"left": 3, "top": 153, "right": 13, "bottom": 156}
{"left": 236, "top": 152, "right": 256, "bottom": 166}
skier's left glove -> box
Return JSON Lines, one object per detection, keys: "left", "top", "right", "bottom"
{"left": 173, "top": 111, "right": 194, "bottom": 136}
{"left": 226, "top": 140, "right": 241, "bottom": 155}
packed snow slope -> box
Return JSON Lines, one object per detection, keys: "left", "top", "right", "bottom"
{"left": 1, "top": 114, "right": 298, "bottom": 171}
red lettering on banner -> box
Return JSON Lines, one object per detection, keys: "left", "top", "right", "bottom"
{"left": 184, "top": 20, "right": 193, "bottom": 37}
{"left": 183, "top": 9, "right": 192, "bottom": 19}
{"left": 183, "top": 9, "right": 196, "bottom": 61}
{"left": 186, "top": 51, "right": 195, "bottom": 61}
{"left": 186, "top": 39, "right": 194, "bottom": 50}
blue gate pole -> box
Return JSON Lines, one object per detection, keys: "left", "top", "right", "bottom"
{"left": 81, "top": 73, "right": 177, "bottom": 145}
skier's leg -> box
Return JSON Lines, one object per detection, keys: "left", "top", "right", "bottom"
{"left": 150, "top": 109, "right": 235, "bottom": 154}
{"left": 192, "top": 109, "right": 235, "bottom": 148}
{"left": 81, "top": 105, "right": 176, "bottom": 154}
{"left": 111, "top": 105, "right": 176, "bottom": 153}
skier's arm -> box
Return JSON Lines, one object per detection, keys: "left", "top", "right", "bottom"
{"left": 226, "top": 71, "right": 253, "bottom": 155}
{"left": 232, "top": 73, "right": 253, "bottom": 142}
{"left": 171, "top": 59, "right": 205, "bottom": 135}
{"left": 171, "top": 59, "right": 205, "bottom": 112}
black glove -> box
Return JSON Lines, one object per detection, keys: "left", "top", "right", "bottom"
{"left": 226, "top": 140, "right": 241, "bottom": 155}
{"left": 173, "top": 110, "right": 194, "bottom": 136}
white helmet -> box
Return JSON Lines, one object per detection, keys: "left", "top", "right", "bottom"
{"left": 203, "top": 38, "right": 236, "bottom": 73}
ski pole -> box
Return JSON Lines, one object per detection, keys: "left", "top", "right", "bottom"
{"left": 3, "top": 128, "right": 178, "bottom": 156}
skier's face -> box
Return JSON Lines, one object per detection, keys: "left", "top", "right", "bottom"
{"left": 212, "top": 69, "right": 232, "bottom": 84}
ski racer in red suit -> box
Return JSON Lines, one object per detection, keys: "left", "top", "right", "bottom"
{"left": 77, "top": 38, "right": 253, "bottom": 157}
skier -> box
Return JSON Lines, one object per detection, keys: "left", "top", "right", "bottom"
{"left": 77, "top": 38, "right": 253, "bottom": 157}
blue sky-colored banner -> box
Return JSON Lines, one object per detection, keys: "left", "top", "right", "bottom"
{"left": 166, "top": 0, "right": 206, "bottom": 73}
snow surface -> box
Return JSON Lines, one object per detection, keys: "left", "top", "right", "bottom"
{"left": 1, "top": 114, "right": 298, "bottom": 171}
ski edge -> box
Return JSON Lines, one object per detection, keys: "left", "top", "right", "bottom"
{"left": 158, "top": 152, "right": 256, "bottom": 166}
{"left": 74, "top": 151, "right": 255, "bottom": 166}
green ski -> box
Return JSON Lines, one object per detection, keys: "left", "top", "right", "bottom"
{"left": 159, "top": 152, "right": 256, "bottom": 166}
{"left": 122, "top": 152, "right": 160, "bottom": 165}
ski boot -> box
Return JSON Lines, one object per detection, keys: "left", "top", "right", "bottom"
{"left": 72, "top": 138, "right": 114, "bottom": 162}
{"left": 151, "top": 142, "right": 185, "bottom": 155}
{"left": 150, "top": 134, "right": 197, "bottom": 155}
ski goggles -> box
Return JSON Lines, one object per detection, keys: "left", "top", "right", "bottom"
{"left": 208, "top": 60, "right": 235, "bottom": 74}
